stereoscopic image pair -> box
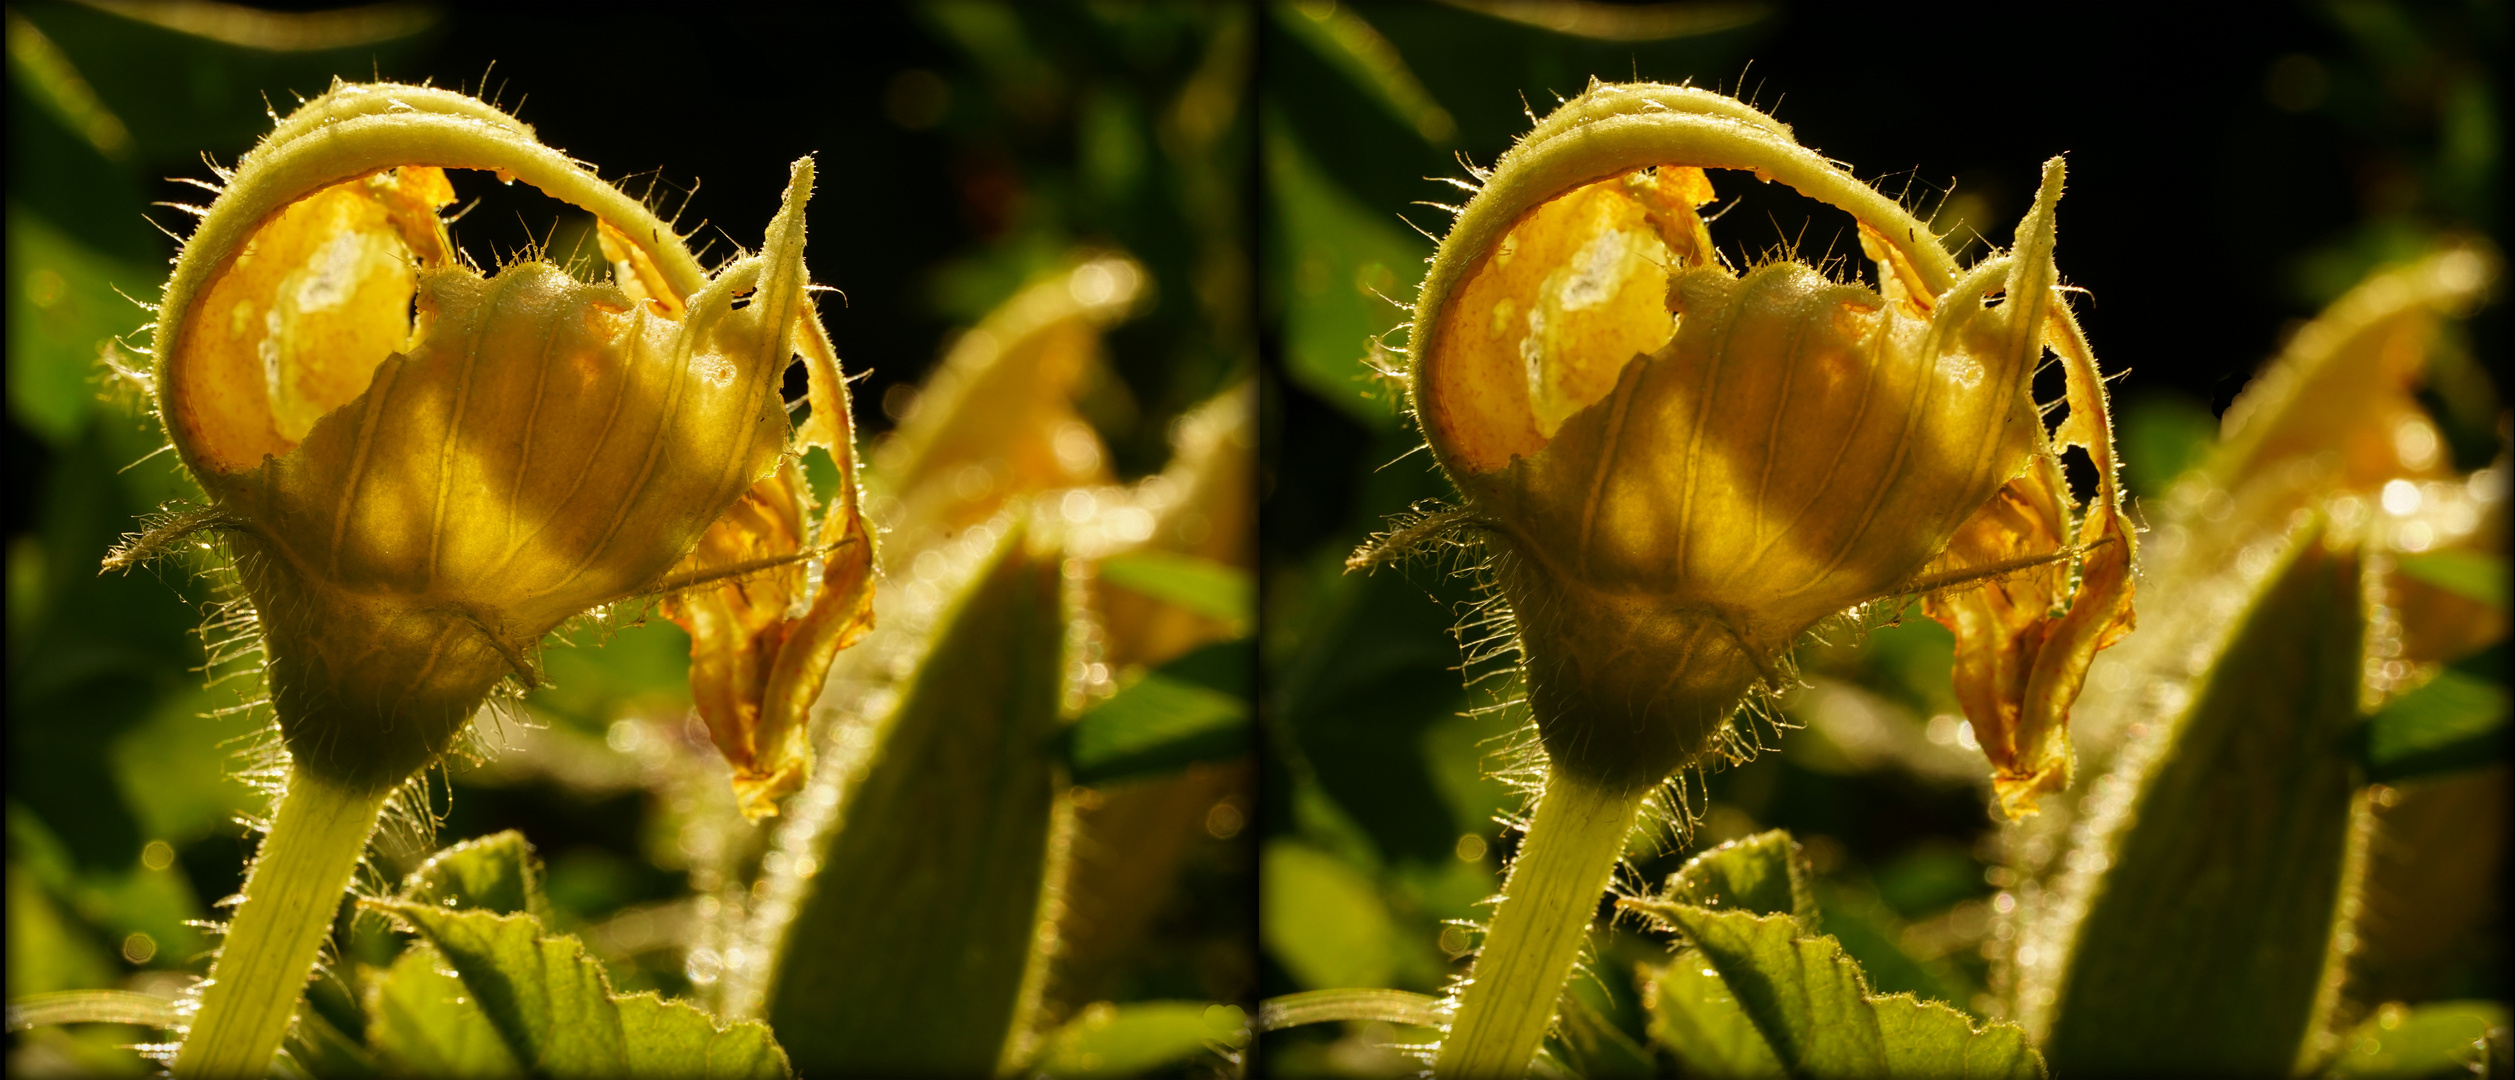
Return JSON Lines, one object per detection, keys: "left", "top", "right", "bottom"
{"left": 6, "top": 4, "right": 2503, "bottom": 1078}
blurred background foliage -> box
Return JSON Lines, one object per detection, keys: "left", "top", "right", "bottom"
{"left": 1257, "top": 1, "right": 2505, "bottom": 1075}
{"left": 6, "top": 2, "right": 1250, "bottom": 1074}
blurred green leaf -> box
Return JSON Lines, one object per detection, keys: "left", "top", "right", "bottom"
{"left": 2323, "top": 1001, "right": 2507, "bottom": 1079}
{"left": 1872, "top": 843, "right": 1983, "bottom": 920}
{"left": 369, "top": 942, "right": 523, "bottom": 1079}
{"left": 3, "top": 802, "right": 202, "bottom": 981}
{"left": 1268, "top": 3, "right": 1454, "bottom": 144}
{"left": 399, "top": 831, "right": 549, "bottom": 922}
{"left": 2044, "top": 530, "right": 2367, "bottom": 1075}
{"left": 1641, "top": 906, "right": 2039, "bottom": 1080}
{"left": 2118, "top": 392, "right": 2220, "bottom": 501}
{"left": 1078, "top": 83, "right": 1150, "bottom": 202}
{"left": 1261, "top": 839, "right": 1400, "bottom": 991}
{"left": 1553, "top": 977, "right": 1658, "bottom": 1079}
{"left": 107, "top": 683, "right": 260, "bottom": 845}
{"left": 1262, "top": 119, "right": 1425, "bottom": 428}
{"left": 2363, "top": 663, "right": 2509, "bottom": 783}
{"left": 1035, "top": 1000, "right": 1242, "bottom": 1079}
{"left": 2394, "top": 549, "right": 2509, "bottom": 608}
{"left": 1664, "top": 830, "right": 1815, "bottom": 924}
{"left": 1070, "top": 637, "right": 1252, "bottom": 785}
{"left": 3, "top": 989, "right": 176, "bottom": 1029}
{"left": 1257, "top": 987, "right": 1444, "bottom": 1029}
{"left": 5, "top": 865, "right": 114, "bottom": 999}
{"left": 767, "top": 527, "right": 1068, "bottom": 1077}
{"left": 369, "top": 903, "right": 790, "bottom": 1080}
{"left": 1269, "top": 495, "right": 1487, "bottom": 865}
{"left": 285, "top": 1003, "right": 380, "bottom": 1080}
{"left": 1847, "top": 614, "right": 1962, "bottom": 722}
{"left": 526, "top": 616, "right": 692, "bottom": 734}
{"left": 1099, "top": 550, "right": 1254, "bottom": 628}
{"left": 1814, "top": 888, "right": 1967, "bottom": 1011}
{"left": 5, "top": 208, "right": 150, "bottom": 446}
{"left": 1645, "top": 953, "right": 1786, "bottom": 1079}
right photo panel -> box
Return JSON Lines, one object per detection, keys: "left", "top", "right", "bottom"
{"left": 1256, "top": 4, "right": 2508, "bottom": 1078}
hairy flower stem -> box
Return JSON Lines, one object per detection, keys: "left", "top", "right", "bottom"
{"left": 1435, "top": 770, "right": 1648, "bottom": 1079}
{"left": 172, "top": 772, "right": 391, "bottom": 1080}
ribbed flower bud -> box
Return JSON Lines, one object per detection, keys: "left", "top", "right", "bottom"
{"left": 1397, "top": 83, "right": 2134, "bottom": 811}
{"left": 128, "top": 82, "right": 868, "bottom": 795}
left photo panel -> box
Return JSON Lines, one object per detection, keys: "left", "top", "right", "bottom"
{"left": 4, "top": 4, "right": 1255, "bottom": 1077}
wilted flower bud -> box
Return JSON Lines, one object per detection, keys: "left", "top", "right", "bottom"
{"left": 123, "top": 82, "right": 871, "bottom": 796}
{"left": 1391, "top": 83, "right": 2135, "bottom": 812}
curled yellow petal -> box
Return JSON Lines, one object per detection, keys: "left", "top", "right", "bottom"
{"left": 651, "top": 177, "right": 878, "bottom": 821}
{"left": 663, "top": 459, "right": 875, "bottom": 820}
{"left": 1918, "top": 161, "right": 2137, "bottom": 818}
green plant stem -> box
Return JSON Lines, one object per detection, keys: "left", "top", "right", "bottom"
{"left": 1435, "top": 770, "right": 1647, "bottom": 1079}
{"left": 172, "top": 771, "right": 390, "bottom": 1080}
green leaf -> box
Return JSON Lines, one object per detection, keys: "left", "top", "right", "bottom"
{"left": 2363, "top": 666, "right": 2509, "bottom": 783}
{"left": 1869, "top": 994, "right": 2040, "bottom": 1080}
{"left": 1268, "top": 2, "right": 1454, "bottom": 144}
{"left": 2044, "top": 530, "right": 2367, "bottom": 1075}
{"left": 397, "top": 831, "right": 550, "bottom": 921}
{"left": 1035, "top": 1001, "right": 1245, "bottom": 1079}
{"left": 2323, "top": 1001, "right": 2508, "bottom": 1079}
{"left": 1068, "top": 637, "right": 1251, "bottom": 785}
{"left": 1552, "top": 978, "right": 1659, "bottom": 1080}
{"left": 2118, "top": 392, "right": 2219, "bottom": 500}
{"left": 1646, "top": 906, "right": 2041, "bottom": 1080}
{"left": 1645, "top": 951, "right": 1788, "bottom": 1079}
{"left": 1097, "top": 550, "right": 1254, "bottom": 629}
{"left": 1263, "top": 120, "right": 1427, "bottom": 429}
{"left": 285, "top": 997, "right": 380, "bottom": 1079}
{"left": 1671, "top": 908, "right": 1885, "bottom": 1077}
{"left": 367, "top": 942, "right": 530, "bottom": 1078}
{"left": 2393, "top": 548, "right": 2509, "bottom": 608}
{"left": 1258, "top": 988, "right": 1446, "bottom": 1030}
{"left": 106, "top": 683, "right": 262, "bottom": 846}
{"left": 765, "top": 527, "right": 1070, "bottom": 1076}
{"left": 1810, "top": 893, "right": 1964, "bottom": 1010}
{"left": 367, "top": 902, "right": 789, "bottom": 1080}
{"left": 527, "top": 616, "right": 693, "bottom": 734}
{"left": 4, "top": 209, "right": 153, "bottom": 446}
{"left": 1260, "top": 839, "right": 1400, "bottom": 991}
{"left": 1663, "top": 830, "right": 1817, "bottom": 924}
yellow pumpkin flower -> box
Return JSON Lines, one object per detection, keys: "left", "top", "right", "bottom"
{"left": 121, "top": 82, "right": 874, "bottom": 803}
{"left": 1394, "top": 82, "right": 2134, "bottom": 815}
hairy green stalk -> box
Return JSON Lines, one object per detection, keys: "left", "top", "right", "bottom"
{"left": 1435, "top": 772, "right": 1647, "bottom": 1079}
{"left": 172, "top": 773, "right": 390, "bottom": 1080}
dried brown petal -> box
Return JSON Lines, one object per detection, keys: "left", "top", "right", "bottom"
{"left": 1916, "top": 168, "right": 2138, "bottom": 818}
{"left": 635, "top": 196, "right": 876, "bottom": 821}
{"left": 663, "top": 460, "right": 874, "bottom": 819}
{"left": 664, "top": 286, "right": 876, "bottom": 821}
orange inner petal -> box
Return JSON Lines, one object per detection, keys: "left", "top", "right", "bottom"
{"left": 1425, "top": 167, "right": 1721, "bottom": 475}
{"left": 171, "top": 167, "right": 454, "bottom": 475}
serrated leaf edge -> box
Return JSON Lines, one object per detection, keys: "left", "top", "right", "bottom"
{"left": 363, "top": 898, "right": 794, "bottom": 1075}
